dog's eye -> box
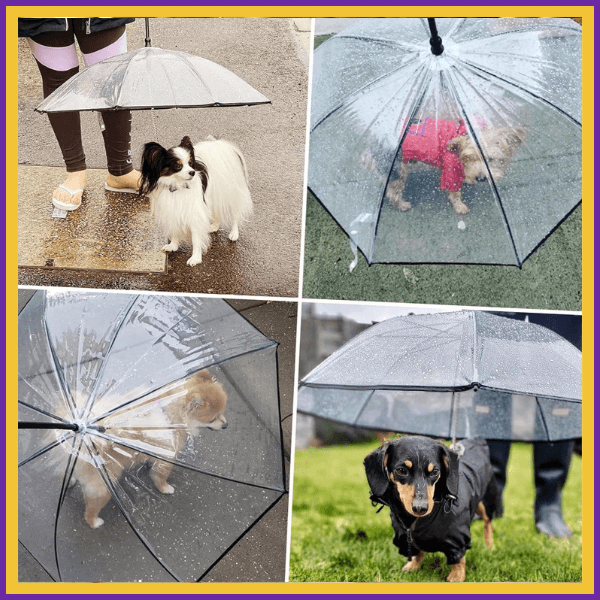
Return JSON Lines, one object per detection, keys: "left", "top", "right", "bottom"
{"left": 395, "top": 467, "right": 409, "bottom": 477}
{"left": 430, "top": 468, "right": 440, "bottom": 477}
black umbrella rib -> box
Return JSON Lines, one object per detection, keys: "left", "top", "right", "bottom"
{"left": 18, "top": 437, "right": 66, "bottom": 468}
{"left": 80, "top": 295, "right": 139, "bottom": 422}
{"left": 372, "top": 63, "right": 434, "bottom": 250}
{"left": 197, "top": 491, "right": 285, "bottom": 582}
{"left": 451, "top": 55, "right": 581, "bottom": 127}
{"left": 89, "top": 341, "right": 277, "bottom": 425}
{"left": 18, "top": 399, "right": 72, "bottom": 424}
{"left": 41, "top": 295, "right": 79, "bottom": 421}
{"left": 82, "top": 436, "right": 181, "bottom": 582}
{"left": 310, "top": 56, "right": 422, "bottom": 134}
{"left": 91, "top": 431, "right": 286, "bottom": 494}
{"left": 444, "top": 66, "right": 522, "bottom": 266}
{"left": 534, "top": 396, "right": 552, "bottom": 441}
{"left": 53, "top": 435, "right": 82, "bottom": 581}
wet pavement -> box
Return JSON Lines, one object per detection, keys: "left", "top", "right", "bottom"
{"left": 18, "top": 290, "right": 298, "bottom": 582}
{"left": 18, "top": 18, "right": 310, "bottom": 298}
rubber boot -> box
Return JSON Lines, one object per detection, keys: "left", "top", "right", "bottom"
{"left": 534, "top": 440, "right": 574, "bottom": 538}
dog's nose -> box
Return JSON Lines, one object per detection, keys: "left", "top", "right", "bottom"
{"left": 189, "top": 170, "right": 195, "bottom": 178}
{"left": 221, "top": 421, "right": 228, "bottom": 429}
{"left": 412, "top": 500, "right": 429, "bottom": 516}
{"left": 476, "top": 175, "right": 487, "bottom": 182}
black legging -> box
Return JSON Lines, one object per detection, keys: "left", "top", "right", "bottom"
{"left": 28, "top": 19, "right": 132, "bottom": 176}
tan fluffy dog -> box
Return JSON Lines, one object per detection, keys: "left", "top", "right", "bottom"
{"left": 72, "top": 370, "right": 228, "bottom": 528}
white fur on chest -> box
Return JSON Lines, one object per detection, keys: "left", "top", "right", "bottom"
{"left": 150, "top": 178, "right": 210, "bottom": 238}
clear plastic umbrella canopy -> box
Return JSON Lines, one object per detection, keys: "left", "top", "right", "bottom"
{"left": 298, "top": 311, "right": 581, "bottom": 441}
{"left": 18, "top": 291, "right": 286, "bottom": 582}
{"left": 308, "top": 18, "right": 582, "bottom": 266}
{"left": 36, "top": 46, "right": 270, "bottom": 113}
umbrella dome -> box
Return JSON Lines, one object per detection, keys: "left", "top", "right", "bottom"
{"left": 18, "top": 291, "right": 286, "bottom": 582}
{"left": 308, "top": 18, "right": 581, "bottom": 267}
{"left": 36, "top": 46, "right": 270, "bottom": 113}
{"left": 297, "top": 310, "right": 581, "bottom": 441}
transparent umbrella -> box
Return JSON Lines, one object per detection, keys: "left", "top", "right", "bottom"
{"left": 18, "top": 291, "right": 286, "bottom": 582}
{"left": 297, "top": 311, "right": 581, "bottom": 442}
{"left": 308, "top": 18, "right": 581, "bottom": 267}
{"left": 35, "top": 19, "right": 269, "bottom": 114}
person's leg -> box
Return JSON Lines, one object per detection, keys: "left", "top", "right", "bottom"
{"left": 486, "top": 440, "right": 511, "bottom": 517}
{"left": 28, "top": 23, "right": 87, "bottom": 207}
{"left": 74, "top": 22, "right": 140, "bottom": 191}
{"left": 534, "top": 440, "right": 574, "bottom": 538}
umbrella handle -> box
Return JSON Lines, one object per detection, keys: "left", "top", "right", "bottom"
{"left": 18, "top": 421, "right": 105, "bottom": 433}
{"left": 19, "top": 421, "right": 79, "bottom": 431}
{"left": 145, "top": 18, "right": 151, "bottom": 47}
{"left": 427, "top": 18, "right": 444, "bottom": 56}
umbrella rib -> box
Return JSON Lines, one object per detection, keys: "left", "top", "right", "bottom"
{"left": 352, "top": 389, "right": 377, "bottom": 426}
{"left": 18, "top": 399, "right": 72, "bottom": 425}
{"left": 372, "top": 63, "right": 434, "bottom": 253}
{"left": 41, "top": 295, "right": 79, "bottom": 421}
{"left": 80, "top": 295, "right": 139, "bottom": 422}
{"left": 91, "top": 431, "right": 286, "bottom": 493}
{"left": 197, "top": 492, "right": 286, "bottom": 582}
{"left": 52, "top": 435, "right": 82, "bottom": 581}
{"left": 443, "top": 66, "right": 522, "bottom": 266}
{"left": 82, "top": 435, "right": 181, "bottom": 582}
{"left": 89, "top": 341, "right": 277, "bottom": 425}
{"left": 451, "top": 55, "right": 581, "bottom": 126}
{"left": 534, "top": 396, "right": 552, "bottom": 441}
{"left": 310, "top": 57, "right": 423, "bottom": 134}
{"left": 18, "top": 437, "right": 65, "bottom": 468}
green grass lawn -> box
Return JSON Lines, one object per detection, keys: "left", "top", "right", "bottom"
{"left": 289, "top": 441, "right": 582, "bottom": 583}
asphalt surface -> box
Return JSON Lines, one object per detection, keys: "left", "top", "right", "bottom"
{"left": 18, "top": 18, "right": 310, "bottom": 298}
{"left": 17, "top": 289, "right": 297, "bottom": 582}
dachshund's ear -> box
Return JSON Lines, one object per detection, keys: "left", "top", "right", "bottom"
{"left": 438, "top": 443, "right": 460, "bottom": 500}
{"left": 364, "top": 443, "right": 390, "bottom": 498}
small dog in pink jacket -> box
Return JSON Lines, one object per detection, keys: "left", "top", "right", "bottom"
{"left": 386, "top": 119, "right": 525, "bottom": 214}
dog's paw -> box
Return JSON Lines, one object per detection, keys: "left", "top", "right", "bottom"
{"left": 89, "top": 517, "right": 104, "bottom": 529}
{"left": 159, "top": 483, "right": 175, "bottom": 495}
{"left": 228, "top": 227, "right": 239, "bottom": 242}
{"left": 162, "top": 242, "right": 179, "bottom": 253}
{"left": 453, "top": 203, "right": 469, "bottom": 215}
{"left": 187, "top": 254, "right": 203, "bottom": 266}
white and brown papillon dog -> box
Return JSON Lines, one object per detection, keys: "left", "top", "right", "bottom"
{"left": 139, "top": 136, "right": 253, "bottom": 266}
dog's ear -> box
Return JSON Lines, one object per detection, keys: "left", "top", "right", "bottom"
{"left": 447, "top": 135, "right": 468, "bottom": 156}
{"left": 193, "top": 159, "right": 209, "bottom": 195}
{"left": 180, "top": 136, "right": 195, "bottom": 153}
{"left": 139, "top": 142, "right": 168, "bottom": 196}
{"left": 437, "top": 443, "right": 460, "bottom": 500}
{"left": 364, "top": 443, "right": 391, "bottom": 499}
{"left": 506, "top": 127, "right": 526, "bottom": 148}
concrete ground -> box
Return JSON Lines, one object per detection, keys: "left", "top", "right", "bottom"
{"left": 18, "top": 18, "right": 311, "bottom": 298}
{"left": 17, "top": 289, "right": 297, "bottom": 582}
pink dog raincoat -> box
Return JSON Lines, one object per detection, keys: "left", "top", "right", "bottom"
{"left": 401, "top": 119, "right": 469, "bottom": 192}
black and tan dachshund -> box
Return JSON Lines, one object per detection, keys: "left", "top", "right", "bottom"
{"left": 364, "top": 436, "right": 497, "bottom": 582}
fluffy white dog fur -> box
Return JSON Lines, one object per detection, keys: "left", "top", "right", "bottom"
{"left": 140, "top": 136, "right": 253, "bottom": 266}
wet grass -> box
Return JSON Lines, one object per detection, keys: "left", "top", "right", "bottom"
{"left": 302, "top": 193, "right": 582, "bottom": 311}
{"left": 289, "top": 441, "right": 582, "bottom": 583}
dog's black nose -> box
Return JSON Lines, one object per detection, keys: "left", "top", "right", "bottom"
{"left": 476, "top": 175, "right": 487, "bottom": 182}
{"left": 221, "top": 421, "right": 228, "bottom": 429}
{"left": 190, "top": 170, "right": 195, "bottom": 177}
{"left": 412, "top": 502, "right": 428, "bottom": 516}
